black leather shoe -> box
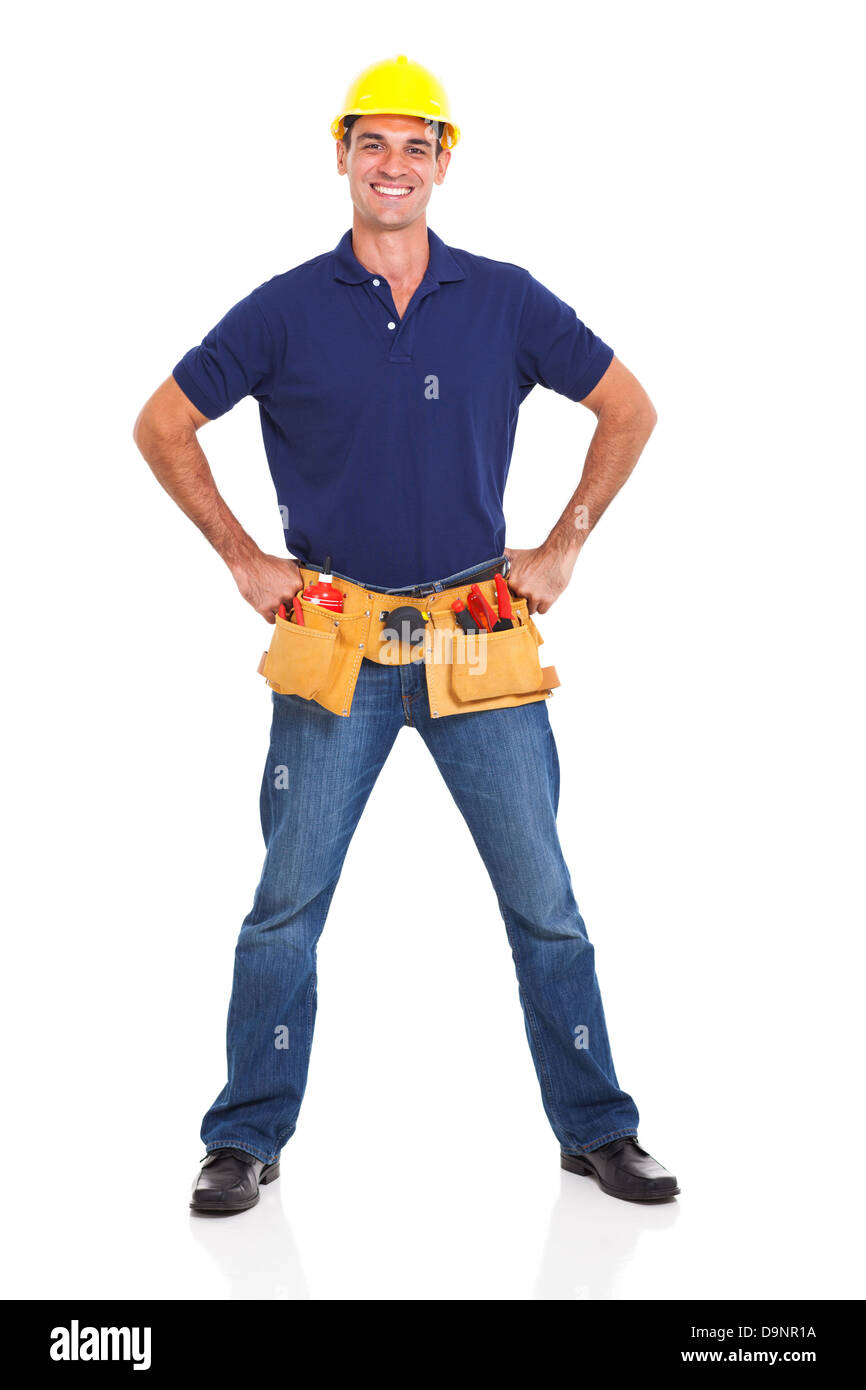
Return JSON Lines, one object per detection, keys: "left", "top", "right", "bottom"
{"left": 190, "top": 1147, "right": 280, "bottom": 1214}
{"left": 561, "top": 1137, "right": 680, "bottom": 1202}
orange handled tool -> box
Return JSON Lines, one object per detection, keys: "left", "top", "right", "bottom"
{"left": 493, "top": 573, "right": 514, "bottom": 630}
{"left": 276, "top": 597, "right": 305, "bottom": 624}
{"left": 467, "top": 583, "right": 499, "bottom": 632}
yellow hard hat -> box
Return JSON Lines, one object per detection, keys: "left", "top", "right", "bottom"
{"left": 331, "top": 54, "right": 460, "bottom": 150}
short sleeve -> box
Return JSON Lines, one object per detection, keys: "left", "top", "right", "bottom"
{"left": 172, "top": 289, "right": 276, "bottom": 421}
{"left": 515, "top": 271, "right": 614, "bottom": 403}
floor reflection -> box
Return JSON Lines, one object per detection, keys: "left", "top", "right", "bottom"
{"left": 533, "top": 1172, "right": 681, "bottom": 1299}
{"left": 189, "top": 1186, "right": 310, "bottom": 1300}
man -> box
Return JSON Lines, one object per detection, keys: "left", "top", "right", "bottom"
{"left": 133, "top": 54, "right": 679, "bottom": 1213}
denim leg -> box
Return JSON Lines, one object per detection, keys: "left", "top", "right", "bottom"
{"left": 200, "top": 660, "right": 404, "bottom": 1163}
{"left": 412, "top": 670, "right": 640, "bottom": 1153}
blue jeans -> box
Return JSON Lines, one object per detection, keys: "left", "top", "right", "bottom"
{"left": 201, "top": 557, "right": 640, "bottom": 1161}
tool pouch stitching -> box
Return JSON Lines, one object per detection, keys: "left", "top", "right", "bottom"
{"left": 449, "top": 618, "right": 545, "bottom": 702}
{"left": 263, "top": 595, "right": 370, "bottom": 714}
{"left": 262, "top": 613, "right": 337, "bottom": 700}
{"left": 427, "top": 592, "right": 546, "bottom": 703}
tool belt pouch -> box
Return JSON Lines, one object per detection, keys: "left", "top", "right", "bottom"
{"left": 258, "top": 590, "right": 370, "bottom": 715}
{"left": 425, "top": 586, "right": 559, "bottom": 717}
{"left": 260, "top": 610, "right": 337, "bottom": 701}
{"left": 450, "top": 620, "right": 543, "bottom": 702}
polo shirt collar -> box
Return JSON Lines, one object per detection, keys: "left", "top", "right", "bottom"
{"left": 331, "top": 226, "right": 465, "bottom": 286}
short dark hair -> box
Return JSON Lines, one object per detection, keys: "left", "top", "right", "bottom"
{"left": 341, "top": 113, "right": 443, "bottom": 159}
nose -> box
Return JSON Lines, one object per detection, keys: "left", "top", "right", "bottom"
{"left": 378, "top": 159, "right": 412, "bottom": 182}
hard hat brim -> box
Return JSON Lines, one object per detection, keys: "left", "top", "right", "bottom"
{"left": 331, "top": 110, "right": 460, "bottom": 149}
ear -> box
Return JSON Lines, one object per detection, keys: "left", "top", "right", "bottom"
{"left": 434, "top": 149, "right": 452, "bottom": 186}
{"left": 336, "top": 140, "right": 348, "bottom": 176}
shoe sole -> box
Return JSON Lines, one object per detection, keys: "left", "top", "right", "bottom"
{"left": 560, "top": 1152, "right": 680, "bottom": 1202}
{"left": 190, "top": 1160, "right": 280, "bottom": 1214}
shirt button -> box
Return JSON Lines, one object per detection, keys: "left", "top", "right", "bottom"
{"left": 372, "top": 278, "right": 380, "bottom": 286}
{"left": 387, "top": 321, "right": 396, "bottom": 330}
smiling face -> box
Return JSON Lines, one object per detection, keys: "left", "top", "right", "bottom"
{"left": 336, "top": 113, "right": 451, "bottom": 230}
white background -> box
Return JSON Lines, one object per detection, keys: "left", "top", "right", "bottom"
{"left": 3, "top": 0, "right": 863, "bottom": 1301}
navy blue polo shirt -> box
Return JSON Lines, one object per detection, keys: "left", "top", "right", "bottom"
{"left": 172, "top": 226, "right": 614, "bottom": 590}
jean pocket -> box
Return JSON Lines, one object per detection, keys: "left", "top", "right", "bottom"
{"left": 262, "top": 613, "right": 337, "bottom": 699}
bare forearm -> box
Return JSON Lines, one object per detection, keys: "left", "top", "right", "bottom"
{"left": 133, "top": 419, "right": 260, "bottom": 570}
{"left": 545, "top": 402, "right": 657, "bottom": 561}
{"left": 133, "top": 418, "right": 303, "bottom": 621}
{"left": 504, "top": 395, "right": 658, "bottom": 614}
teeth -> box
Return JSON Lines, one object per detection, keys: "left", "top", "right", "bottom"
{"left": 373, "top": 185, "right": 411, "bottom": 197}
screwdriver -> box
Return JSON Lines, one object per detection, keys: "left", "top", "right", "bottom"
{"left": 451, "top": 598, "right": 479, "bottom": 633}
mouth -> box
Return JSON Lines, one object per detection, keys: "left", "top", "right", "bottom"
{"left": 370, "top": 183, "right": 413, "bottom": 200}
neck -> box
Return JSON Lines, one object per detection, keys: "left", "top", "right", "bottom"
{"left": 350, "top": 215, "right": 430, "bottom": 288}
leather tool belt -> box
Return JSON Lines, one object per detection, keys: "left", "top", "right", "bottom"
{"left": 257, "top": 564, "right": 561, "bottom": 719}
